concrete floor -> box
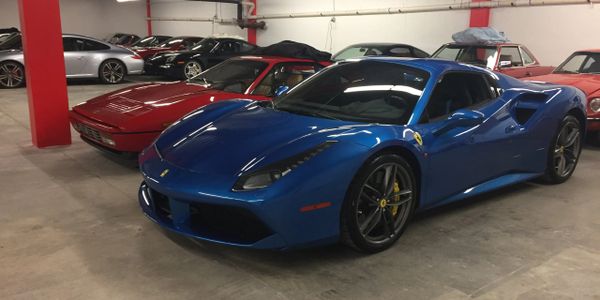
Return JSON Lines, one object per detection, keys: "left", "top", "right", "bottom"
{"left": 1, "top": 78, "right": 599, "bottom": 300}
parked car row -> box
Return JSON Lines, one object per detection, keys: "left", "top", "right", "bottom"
{"left": 1, "top": 28, "right": 597, "bottom": 253}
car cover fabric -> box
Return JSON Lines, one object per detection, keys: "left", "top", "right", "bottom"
{"left": 252, "top": 40, "right": 332, "bottom": 61}
{"left": 452, "top": 27, "right": 509, "bottom": 44}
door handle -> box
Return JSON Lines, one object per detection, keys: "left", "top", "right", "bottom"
{"left": 505, "top": 124, "right": 518, "bottom": 133}
{"left": 525, "top": 71, "right": 532, "bottom": 76}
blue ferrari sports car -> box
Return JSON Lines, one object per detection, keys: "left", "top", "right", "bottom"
{"left": 138, "top": 57, "right": 586, "bottom": 253}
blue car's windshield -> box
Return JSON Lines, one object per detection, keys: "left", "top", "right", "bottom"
{"left": 273, "top": 60, "right": 429, "bottom": 124}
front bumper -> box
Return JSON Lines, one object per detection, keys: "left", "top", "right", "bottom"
{"left": 136, "top": 144, "right": 363, "bottom": 250}
{"left": 69, "top": 110, "right": 161, "bottom": 153}
{"left": 588, "top": 117, "right": 600, "bottom": 131}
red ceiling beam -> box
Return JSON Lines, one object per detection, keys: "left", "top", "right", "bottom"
{"left": 18, "top": 0, "right": 71, "bottom": 148}
{"left": 470, "top": 0, "right": 491, "bottom": 27}
{"left": 247, "top": 0, "right": 257, "bottom": 44}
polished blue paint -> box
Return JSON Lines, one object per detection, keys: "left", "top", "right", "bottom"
{"left": 138, "top": 58, "right": 587, "bottom": 250}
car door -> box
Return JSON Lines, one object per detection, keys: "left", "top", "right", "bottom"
{"left": 63, "top": 37, "right": 93, "bottom": 77}
{"left": 497, "top": 46, "right": 527, "bottom": 78}
{"left": 412, "top": 71, "right": 517, "bottom": 205}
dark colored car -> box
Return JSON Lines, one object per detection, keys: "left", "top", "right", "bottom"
{"left": 106, "top": 33, "right": 141, "bottom": 47}
{"left": 144, "top": 37, "right": 257, "bottom": 79}
{"left": 130, "top": 35, "right": 172, "bottom": 48}
{"left": 431, "top": 42, "right": 554, "bottom": 78}
{"left": 332, "top": 43, "right": 429, "bottom": 61}
{"left": 134, "top": 36, "right": 203, "bottom": 60}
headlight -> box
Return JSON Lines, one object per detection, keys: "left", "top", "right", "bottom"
{"left": 233, "top": 141, "right": 336, "bottom": 191}
{"left": 590, "top": 98, "right": 600, "bottom": 113}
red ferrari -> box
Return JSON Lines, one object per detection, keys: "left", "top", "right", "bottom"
{"left": 70, "top": 56, "right": 330, "bottom": 154}
{"left": 526, "top": 50, "right": 600, "bottom": 141}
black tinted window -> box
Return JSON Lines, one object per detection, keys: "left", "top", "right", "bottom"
{"left": 424, "top": 72, "right": 494, "bottom": 122}
{"left": 189, "top": 59, "right": 268, "bottom": 93}
{"left": 274, "top": 61, "right": 429, "bottom": 124}
{"left": 64, "top": 38, "right": 109, "bottom": 51}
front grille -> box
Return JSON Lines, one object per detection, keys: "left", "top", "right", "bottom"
{"left": 146, "top": 186, "right": 272, "bottom": 244}
{"left": 189, "top": 202, "right": 272, "bottom": 244}
{"left": 76, "top": 123, "right": 102, "bottom": 142}
{"left": 149, "top": 188, "right": 172, "bottom": 224}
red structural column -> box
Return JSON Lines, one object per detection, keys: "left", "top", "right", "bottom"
{"left": 470, "top": 0, "right": 491, "bottom": 27}
{"left": 18, "top": 0, "right": 71, "bottom": 147}
{"left": 247, "top": 0, "right": 257, "bottom": 45}
{"left": 147, "top": 0, "right": 153, "bottom": 36}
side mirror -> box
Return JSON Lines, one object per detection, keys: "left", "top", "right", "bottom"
{"left": 434, "top": 109, "right": 484, "bottom": 136}
{"left": 275, "top": 85, "right": 290, "bottom": 97}
{"left": 499, "top": 60, "right": 512, "bottom": 68}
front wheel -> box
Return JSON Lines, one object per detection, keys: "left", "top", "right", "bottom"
{"left": 0, "top": 61, "right": 25, "bottom": 88}
{"left": 182, "top": 61, "right": 202, "bottom": 79}
{"left": 542, "top": 115, "right": 582, "bottom": 184}
{"left": 99, "top": 60, "right": 126, "bottom": 84}
{"left": 341, "top": 154, "right": 416, "bottom": 253}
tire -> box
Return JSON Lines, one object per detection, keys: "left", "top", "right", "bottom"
{"left": 340, "top": 154, "right": 417, "bottom": 253}
{"left": 541, "top": 115, "right": 582, "bottom": 184}
{"left": 182, "top": 60, "right": 203, "bottom": 80}
{"left": 99, "top": 60, "right": 126, "bottom": 84}
{"left": 0, "top": 61, "right": 25, "bottom": 88}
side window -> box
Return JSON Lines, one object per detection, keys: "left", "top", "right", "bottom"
{"left": 389, "top": 47, "right": 412, "bottom": 57}
{"left": 218, "top": 41, "right": 240, "bottom": 54}
{"left": 582, "top": 56, "right": 600, "bottom": 73}
{"left": 423, "top": 72, "right": 494, "bottom": 122}
{"left": 82, "top": 39, "right": 110, "bottom": 51}
{"left": 413, "top": 48, "right": 430, "bottom": 58}
{"left": 499, "top": 46, "right": 524, "bottom": 67}
{"left": 252, "top": 63, "right": 322, "bottom": 97}
{"left": 240, "top": 42, "right": 256, "bottom": 52}
{"left": 521, "top": 47, "right": 535, "bottom": 65}
{"left": 62, "top": 37, "right": 75, "bottom": 52}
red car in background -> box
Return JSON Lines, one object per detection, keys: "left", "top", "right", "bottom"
{"left": 133, "top": 36, "right": 204, "bottom": 60}
{"left": 432, "top": 42, "right": 554, "bottom": 78}
{"left": 70, "top": 56, "right": 330, "bottom": 155}
{"left": 526, "top": 50, "right": 600, "bottom": 141}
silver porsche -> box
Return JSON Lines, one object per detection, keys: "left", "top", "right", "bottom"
{"left": 0, "top": 33, "right": 144, "bottom": 88}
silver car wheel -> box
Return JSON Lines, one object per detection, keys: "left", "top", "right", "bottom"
{"left": 0, "top": 62, "right": 24, "bottom": 88}
{"left": 101, "top": 61, "right": 125, "bottom": 84}
{"left": 184, "top": 61, "right": 202, "bottom": 79}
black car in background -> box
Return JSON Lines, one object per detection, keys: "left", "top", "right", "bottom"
{"left": 144, "top": 37, "right": 257, "bottom": 79}
{"left": 332, "top": 43, "right": 430, "bottom": 61}
{"left": 130, "top": 35, "right": 172, "bottom": 48}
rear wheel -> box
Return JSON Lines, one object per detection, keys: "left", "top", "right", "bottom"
{"left": 0, "top": 61, "right": 25, "bottom": 88}
{"left": 183, "top": 61, "right": 202, "bottom": 79}
{"left": 99, "top": 60, "right": 126, "bottom": 84}
{"left": 542, "top": 115, "right": 582, "bottom": 184}
{"left": 341, "top": 154, "right": 416, "bottom": 253}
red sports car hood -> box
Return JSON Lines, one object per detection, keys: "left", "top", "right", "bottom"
{"left": 72, "top": 81, "right": 240, "bottom": 132}
{"left": 527, "top": 73, "right": 600, "bottom": 96}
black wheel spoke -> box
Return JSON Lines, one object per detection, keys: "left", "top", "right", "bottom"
{"left": 360, "top": 208, "right": 382, "bottom": 235}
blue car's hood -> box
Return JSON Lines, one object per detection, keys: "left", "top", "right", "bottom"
{"left": 155, "top": 102, "right": 376, "bottom": 176}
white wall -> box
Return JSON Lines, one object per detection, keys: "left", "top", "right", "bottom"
{"left": 256, "top": 0, "right": 470, "bottom": 55}
{"left": 491, "top": 4, "right": 600, "bottom": 66}
{"left": 150, "top": 0, "right": 246, "bottom": 38}
{"left": 0, "top": 0, "right": 146, "bottom": 40}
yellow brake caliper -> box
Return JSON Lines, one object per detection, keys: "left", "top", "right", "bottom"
{"left": 391, "top": 181, "right": 400, "bottom": 216}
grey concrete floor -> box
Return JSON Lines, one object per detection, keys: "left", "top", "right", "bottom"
{"left": 1, "top": 78, "right": 599, "bottom": 300}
